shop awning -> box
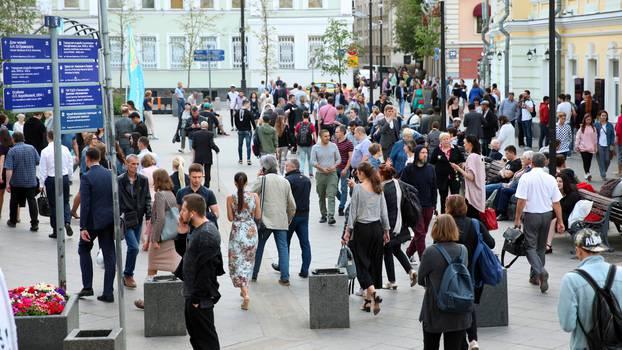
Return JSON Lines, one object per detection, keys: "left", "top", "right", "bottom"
{"left": 473, "top": 3, "right": 491, "bottom": 17}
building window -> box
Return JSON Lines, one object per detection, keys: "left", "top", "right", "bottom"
{"left": 613, "top": 59, "right": 620, "bottom": 78}
{"left": 569, "top": 59, "right": 577, "bottom": 76}
{"left": 171, "top": 0, "right": 184, "bottom": 9}
{"left": 170, "top": 36, "right": 186, "bottom": 69}
{"left": 308, "top": 0, "right": 322, "bottom": 8}
{"left": 279, "top": 0, "right": 293, "bottom": 8}
{"left": 142, "top": 0, "right": 155, "bottom": 8}
{"left": 475, "top": 17, "right": 483, "bottom": 34}
{"left": 231, "top": 0, "right": 241, "bottom": 8}
{"left": 110, "top": 36, "right": 122, "bottom": 68}
{"left": 279, "top": 36, "right": 295, "bottom": 69}
{"left": 308, "top": 35, "right": 322, "bottom": 67}
{"left": 64, "top": 0, "right": 79, "bottom": 8}
{"left": 201, "top": 0, "right": 214, "bottom": 8}
{"left": 139, "top": 36, "right": 157, "bottom": 69}
{"left": 109, "top": 0, "right": 122, "bottom": 8}
{"left": 232, "top": 36, "right": 248, "bottom": 68}
{"left": 199, "top": 36, "right": 218, "bottom": 69}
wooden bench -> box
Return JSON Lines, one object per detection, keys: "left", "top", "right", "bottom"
{"left": 485, "top": 160, "right": 506, "bottom": 183}
{"left": 577, "top": 189, "right": 622, "bottom": 248}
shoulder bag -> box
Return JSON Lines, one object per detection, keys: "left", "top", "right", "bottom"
{"left": 256, "top": 176, "right": 271, "bottom": 240}
{"left": 160, "top": 206, "right": 180, "bottom": 242}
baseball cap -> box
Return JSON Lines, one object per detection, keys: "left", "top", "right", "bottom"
{"left": 574, "top": 228, "right": 608, "bottom": 253}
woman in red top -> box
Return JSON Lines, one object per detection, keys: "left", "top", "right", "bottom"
{"left": 538, "top": 96, "right": 550, "bottom": 149}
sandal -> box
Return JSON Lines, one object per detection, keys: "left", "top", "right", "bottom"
{"left": 371, "top": 292, "right": 382, "bottom": 315}
{"left": 545, "top": 244, "right": 553, "bottom": 255}
{"left": 361, "top": 299, "right": 371, "bottom": 312}
{"left": 410, "top": 270, "right": 418, "bottom": 287}
{"left": 134, "top": 299, "right": 144, "bottom": 309}
{"left": 241, "top": 297, "right": 250, "bottom": 310}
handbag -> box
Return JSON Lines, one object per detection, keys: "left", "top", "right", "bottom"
{"left": 501, "top": 226, "right": 527, "bottom": 268}
{"left": 479, "top": 208, "right": 498, "bottom": 231}
{"left": 160, "top": 207, "right": 180, "bottom": 241}
{"left": 122, "top": 211, "right": 139, "bottom": 228}
{"left": 336, "top": 244, "right": 357, "bottom": 279}
{"left": 256, "top": 176, "right": 271, "bottom": 241}
{"left": 37, "top": 192, "right": 50, "bottom": 217}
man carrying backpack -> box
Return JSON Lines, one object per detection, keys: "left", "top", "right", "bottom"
{"left": 295, "top": 112, "right": 316, "bottom": 177}
{"left": 558, "top": 228, "right": 622, "bottom": 350}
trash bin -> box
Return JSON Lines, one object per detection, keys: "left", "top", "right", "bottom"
{"left": 309, "top": 268, "right": 350, "bottom": 329}
{"left": 64, "top": 328, "right": 122, "bottom": 350}
{"left": 144, "top": 275, "right": 186, "bottom": 337}
{"left": 475, "top": 268, "right": 509, "bottom": 327}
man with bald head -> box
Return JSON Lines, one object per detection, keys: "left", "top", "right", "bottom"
{"left": 192, "top": 120, "right": 220, "bottom": 188}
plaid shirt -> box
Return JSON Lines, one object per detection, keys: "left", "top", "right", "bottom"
{"left": 4, "top": 142, "right": 40, "bottom": 188}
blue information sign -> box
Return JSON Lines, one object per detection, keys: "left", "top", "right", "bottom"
{"left": 60, "top": 108, "right": 103, "bottom": 131}
{"left": 207, "top": 49, "right": 224, "bottom": 56}
{"left": 59, "top": 62, "right": 99, "bottom": 83}
{"left": 1, "top": 37, "right": 51, "bottom": 60}
{"left": 58, "top": 38, "right": 100, "bottom": 59}
{"left": 194, "top": 49, "right": 225, "bottom": 62}
{"left": 4, "top": 87, "right": 53, "bottom": 110}
{"left": 3, "top": 62, "right": 53, "bottom": 85}
{"left": 60, "top": 86, "right": 102, "bottom": 107}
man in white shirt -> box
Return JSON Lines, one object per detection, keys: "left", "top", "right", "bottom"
{"left": 227, "top": 86, "right": 239, "bottom": 131}
{"left": 38, "top": 130, "right": 74, "bottom": 239}
{"left": 136, "top": 136, "right": 159, "bottom": 170}
{"left": 519, "top": 91, "right": 535, "bottom": 149}
{"left": 556, "top": 94, "right": 573, "bottom": 125}
{"left": 514, "top": 152, "right": 564, "bottom": 293}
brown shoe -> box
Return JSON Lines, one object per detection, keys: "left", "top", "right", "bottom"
{"left": 134, "top": 299, "right": 144, "bottom": 309}
{"left": 529, "top": 276, "right": 540, "bottom": 286}
{"left": 123, "top": 276, "right": 137, "bottom": 289}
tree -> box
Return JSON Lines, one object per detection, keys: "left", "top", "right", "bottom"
{"left": 315, "top": 19, "right": 355, "bottom": 85}
{"left": 255, "top": 0, "right": 276, "bottom": 86}
{"left": 0, "top": 0, "right": 38, "bottom": 37}
{"left": 393, "top": 0, "right": 439, "bottom": 59}
{"left": 110, "top": 0, "right": 140, "bottom": 91}
{"left": 177, "top": 8, "right": 213, "bottom": 89}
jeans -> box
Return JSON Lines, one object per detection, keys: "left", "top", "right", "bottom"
{"left": 337, "top": 169, "right": 350, "bottom": 210}
{"left": 480, "top": 138, "right": 491, "bottom": 157}
{"left": 287, "top": 216, "right": 312, "bottom": 275}
{"left": 253, "top": 229, "right": 289, "bottom": 281}
{"left": 298, "top": 146, "right": 313, "bottom": 176}
{"left": 399, "top": 99, "right": 405, "bottom": 116}
{"left": 315, "top": 172, "right": 338, "bottom": 219}
{"left": 523, "top": 211, "right": 553, "bottom": 277}
{"left": 277, "top": 147, "right": 288, "bottom": 174}
{"left": 597, "top": 146, "right": 611, "bottom": 179}
{"left": 495, "top": 187, "right": 516, "bottom": 216}
{"left": 538, "top": 123, "right": 549, "bottom": 149}
{"left": 79, "top": 225, "right": 116, "bottom": 296}
{"left": 176, "top": 98, "right": 185, "bottom": 118}
{"left": 237, "top": 131, "right": 252, "bottom": 161}
{"left": 521, "top": 120, "right": 533, "bottom": 148}
{"left": 123, "top": 223, "right": 143, "bottom": 277}
{"left": 44, "top": 175, "right": 71, "bottom": 230}
{"left": 485, "top": 183, "right": 503, "bottom": 198}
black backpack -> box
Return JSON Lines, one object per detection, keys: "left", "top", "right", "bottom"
{"left": 398, "top": 180, "right": 422, "bottom": 229}
{"left": 296, "top": 122, "right": 313, "bottom": 147}
{"left": 574, "top": 265, "right": 622, "bottom": 349}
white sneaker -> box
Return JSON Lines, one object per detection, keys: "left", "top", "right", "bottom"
{"left": 468, "top": 340, "right": 480, "bottom": 350}
{"left": 409, "top": 255, "right": 419, "bottom": 265}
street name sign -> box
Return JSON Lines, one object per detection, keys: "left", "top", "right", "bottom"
{"left": 4, "top": 87, "right": 53, "bottom": 110}
{"left": 59, "top": 86, "right": 103, "bottom": 107}
{"left": 1, "top": 37, "right": 51, "bottom": 60}
{"left": 58, "top": 38, "right": 99, "bottom": 60}
{"left": 60, "top": 108, "right": 103, "bottom": 131}
{"left": 3, "top": 62, "right": 53, "bottom": 85}
{"left": 59, "top": 62, "right": 100, "bottom": 83}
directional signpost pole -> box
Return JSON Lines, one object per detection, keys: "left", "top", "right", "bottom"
{"left": 194, "top": 49, "right": 224, "bottom": 100}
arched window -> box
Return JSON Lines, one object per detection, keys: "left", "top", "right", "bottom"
{"left": 473, "top": 3, "right": 491, "bottom": 34}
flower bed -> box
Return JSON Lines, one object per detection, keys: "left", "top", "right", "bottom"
{"left": 9, "top": 283, "right": 68, "bottom": 316}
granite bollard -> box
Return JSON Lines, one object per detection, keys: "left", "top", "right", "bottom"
{"left": 309, "top": 268, "right": 350, "bottom": 329}
{"left": 63, "top": 328, "right": 122, "bottom": 350}
{"left": 144, "top": 275, "right": 187, "bottom": 337}
{"left": 475, "top": 268, "right": 509, "bottom": 327}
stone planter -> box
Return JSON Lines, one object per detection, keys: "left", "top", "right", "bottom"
{"left": 64, "top": 328, "right": 122, "bottom": 350}
{"left": 15, "top": 294, "right": 79, "bottom": 350}
{"left": 475, "top": 268, "right": 509, "bottom": 327}
{"left": 309, "top": 268, "right": 349, "bottom": 329}
{"left": 144, "top": 275, "right": 186, "bottom": 337}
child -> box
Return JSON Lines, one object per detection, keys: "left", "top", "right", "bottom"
{"left": 368, "top": 143, "right": 383, "bottom": 169}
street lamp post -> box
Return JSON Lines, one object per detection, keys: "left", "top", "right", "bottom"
{"left": 548, "top": 0, "right": 556, "bottom": 174}
{"left": 368, "top": 0, "right": 374, "bottom": 105}
{"left": 240, "top": 0, "right": 247, "bottom": 91}
{"left": 379, "top": 0, "right": 383, "bottom": 89}
{"left": 440, "top": 0, "right": 447, "bottom": 128}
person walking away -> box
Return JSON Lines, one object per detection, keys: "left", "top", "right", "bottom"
{"left": 176, "top": 194, "right": 225, "bottom": 349}
{"left": 334, "top": 126, "right": 353, "bottom": 216}
{"left": 23, "top": 112, "right": 47, "bottom": 154}
{"left": 514, "top": 152, "right": 564, "bottom": 293}
{"left": 401, "top": 144, "right": 437, "bottom": 259}
{"left": 480, "top": 100, "right": 498, "bottom": 157}
{"left": 342, "top": 162, "right": 389, "bottom": 315}
{"left": 176, "top": 163, "right": 220, "bottom": 227}
{"left": 115, "top": 106, "right": 134, "bottom": 157}
{"left": 575, "top": 114, "right": 597, "bottom": 182}
{"left": 378, "top": 164, "right": 418, "bottom": 290}
{"left": 143, "top": 90, "right": 157, "bottom": 140}
{"left": 192, "top": 121, "right": 220, "bottom": 188}
{"left": 256, "top": 115, "right": 278, "bottom": 156}
{"left": 275, "top": 115, "right": 290, "bottom": 174}
{"left": 351, "top": 126, "right": 372, "bottom": 170}
{"left": 451, "top": 136, "right": 486, "bottom": 219}
{"left": 77, "top": 148, "right": 116, "bottom": 302}
{"left": 539, "top": 96, "right": 550, "bottom": 149}
{"left": 4, "top": 132, "right": 39, "bottom": 231}
{"left": 463, "top": 104, "right": 485, "bottom": 141}
{"left": 283, "top": 159, "right": 312, "bottom": 277}
{"left": 235, "top": 100, "right": 256, "bottom": 165}
{"left": 558, "top": 228, "right": 622, "bottom": 350}
{"left": 171, "top": 156, "right": 190, "bottom": 196}
{"left": 38, "top": 130, "right": 73, "bottom": 238}
{"left": 118, "top": 154, "right": 152, "bottom": 289}
{"left": 251, "top": 155, "right": 296, "bottom": 285}
{"left": 418, "top": 214, "right": 472, "bottom": 350}
{"left": 227, "top": 172, "right": 261, "bottom": 310}
{"left": 227, "top": 86, "right": 239, "bottom": 131}
{"left": 595, "top": 110, "right": 615, "bottom": 181}
{"left": 295, "top": 112, "right": 316, "bottom": 177}
{"left": 318, "top": 96, "right": 338, "bottom": 136}
{"left": 174, "top": 81, "right": 185, "bottom": 118}
{"left": 311, "top": 129, "right": 341, "bottom": 225}
{"left": 375, "top": 105, "right": 399, "bottom": 161}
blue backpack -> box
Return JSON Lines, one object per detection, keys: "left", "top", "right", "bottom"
{"left": 434, "top": 244, "right": 474, "bottom": 313}
{"left": 471, "top": 219, "right": 504, "bottom": 287}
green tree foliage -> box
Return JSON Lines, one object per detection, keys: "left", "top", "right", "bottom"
{"left": 177, "top": 8, "right": 213, "bottom": 88}
{"left": 0, "top": 0, "right": 37, "bottom": 37}
{"left": 255, "top": 0, "right": 276, "bottom": 85}
{"left": 315, "top": 19, "right": 355, "bottom": 85}
{"left": 393, "top": 0, "right": 439, "bottom": 59}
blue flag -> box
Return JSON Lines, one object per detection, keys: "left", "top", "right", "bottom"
{"left": 126, "top": 26, "right": 145, "bottom": 115}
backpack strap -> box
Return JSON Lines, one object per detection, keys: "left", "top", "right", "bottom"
{"left": 433, "top": 244, "right": 452, "bottom": 265}
{"left": 604, "top": 264, "right": 617, "bottom": 291}
{"left": 573, "top": 268, "right": 602, "bottom": 292}
{"left": 458, "top": 245, "right": 467, "bottom": 265}
{"left": 471, "top": 218, "right": 482, "bottom": 240}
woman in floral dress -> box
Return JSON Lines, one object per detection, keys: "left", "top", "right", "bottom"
{"left": 227, "top": 172, "right": 261, "bottom": 310}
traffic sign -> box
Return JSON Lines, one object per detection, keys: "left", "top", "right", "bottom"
{"left": 60, "top": 108, "right": 103, "bottom": 132}
{"left": 60, "top": 86, "right": 102, "bottom": 107}
{"left": 3, "top": 62, "right": 53, "bottom": 85}
{"left": 194, "top": 49, "right": 225, "bottom": 62}
{"left": 59, "top": 62, "right": 100, "bottom": 83}
{"left": 1, "top": 37, "right": 51, "bottom": 60}
{"left": 58, "top": 37, "right": 100, "bottom": 60}
{"left": 4, "top": 87, "right": 53, "bottom": 110}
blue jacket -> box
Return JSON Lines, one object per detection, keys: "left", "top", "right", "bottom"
{"left": 80, "top": 164, "right": 114, "bottom": 231}
{"left": 558, "top": 255, "right": 622, "bottom": 349}
{"left": 595, "top": 122, "right": 615, "bottom": 147}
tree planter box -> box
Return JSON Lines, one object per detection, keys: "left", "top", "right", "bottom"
{"left": 475, "top": 268, "right": 509, "bottom": 327}
{"left": 144, "top": 275, "right": 186, "bottom": 337}
{"left": 64, "top": 328, "right": 122, "bottom": 350}
{"left": 15, "top": 294, "right": 79, "bottom": 350}
{"left": 309, "top": 268, "right": 349, "bottom": 329}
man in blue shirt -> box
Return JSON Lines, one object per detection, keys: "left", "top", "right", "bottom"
{"left": 5, "top": 132, "right": 40, "bottom": 231}
{"left": 350, "top": 126, "right": 371, "bottom": 169}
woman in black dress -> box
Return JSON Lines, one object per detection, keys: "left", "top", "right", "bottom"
{"left": 430, "top": 132, "right": 465, "bottom": 213}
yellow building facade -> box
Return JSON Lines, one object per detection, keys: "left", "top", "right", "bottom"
{"left": 489, "top": 0, "right": 621, "bottom": 119}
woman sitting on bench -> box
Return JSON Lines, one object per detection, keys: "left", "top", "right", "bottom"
{"left": 545, "top": 172, "right": 580, "bottom": 254}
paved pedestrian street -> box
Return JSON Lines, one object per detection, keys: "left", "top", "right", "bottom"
{"left": 2, "top": 111, "right": 622, "bottom": 349}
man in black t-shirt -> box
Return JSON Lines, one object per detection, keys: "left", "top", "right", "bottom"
{"left": 176, "top": 163, "right": 220, "bottom": 227}
{"left": 487, "top": 145, "right": 522, "bottom": 185}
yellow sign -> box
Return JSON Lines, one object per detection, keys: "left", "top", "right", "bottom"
{"left": 347, "top": 54, "right": 358, "bottom": 68}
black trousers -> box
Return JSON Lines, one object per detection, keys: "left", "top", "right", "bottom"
{"left": 9, "top": 186, "right": 38, "bottom": 225}
{"left": 351, "top": 221, "right": 384, "bottom": 290}
{"left": 580, "top": 152, "right": 593, "bottom": 175}
{"left": 383, "top": 239, "right": 411, "bottom": 283}
{"left": 230, "top": 109, "right": 235, "bottom": 129}
{"left": 185, "top": 300, "right": 220, "bottom": 350}
{"left": 201, "top": 163, "right": 212, "bottom": 188}
{"left": 423, "top": 329, "right": 466, "bottom": 350}
{"left": 438, "top": 179, "right": 461, "bottom": 214}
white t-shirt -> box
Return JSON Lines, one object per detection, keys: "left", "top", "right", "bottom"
{"left": 227, "top": 91, "right": 239, "bottom": 109}
{"left": 497, "top": 123, "right": 516, "bottom": 151}
{"left": 556, "top": 102, "right": 573, "bottom": 125}
{"left": 521, "top": 100, "right": 534, "bottom": 121}
{"left": 599, "top": 125, "right": 609, "bottom": 147}
{"left": 515, "top": 167, "right": 562, "bottom": 213}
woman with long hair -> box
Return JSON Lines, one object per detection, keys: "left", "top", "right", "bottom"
{"left": 545, "top": 172, "right": 580, "bottom": 254}
{"left": 451, "top": 135, "right": 486, "bottom": 219}
{"left": 249, "top": 92, "right": 260, "bottom": 120}
{"left": 496, "top": 115, "right": 516, "bottom": 152}
{"left": 143, "top": 90, "right": 156, "bottom": 139}
{"left": 0, "top": 128, "right": 14, "bottom": 217}
{"left": 227, "top": 172, "right": 261, "bottom": 310}
{"left": 342, "top": 162, "right": 389, "bottom": 315}
{"left": 275, "top": 115, "right": 290, "bottom": 174}
{"left": 575, "top": 114, "right": 597, "bottom": 181}
{"left": 170, "top": 156, "right": 190, "bottom": 196}
{"left": 446, "top": 97, "right": 459, "bottom": 122}
{"left": 595, "top": 110, "right": 615, "bottom": 181}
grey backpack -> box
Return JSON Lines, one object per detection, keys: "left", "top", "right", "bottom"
{"left": 336, "top": 245, "right": 357, "bottom": 279}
